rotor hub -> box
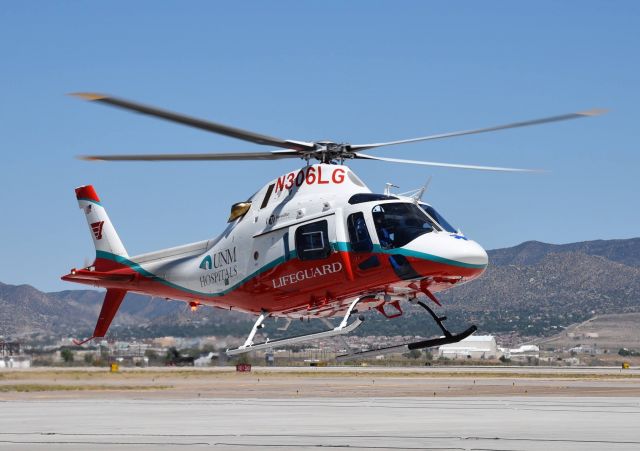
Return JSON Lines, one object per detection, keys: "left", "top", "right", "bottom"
{"left": 312, "top": 142, "right": 354, "bottom": 163}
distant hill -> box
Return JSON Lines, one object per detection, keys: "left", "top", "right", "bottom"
{"left": 488, "top": 238, "right": 640, "bottom": 268}
{"left": 1, "top": 238, "right": 639, "bottom": 341}
{"left": 0, "top": 282, "right": 184, "bottom": 337}
{"left": 0, "top": 282, "right": 253, "bottom": 339}
{"left": 536, "top": 313, "right": 640, "bottom": 350}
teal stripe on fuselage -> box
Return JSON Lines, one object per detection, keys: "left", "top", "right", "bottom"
{"left": 370, "top": 244, "right": 487, "bottom": 269}
{"left": 95, "top": 250, "right": 286, "bottom": 297}
{"left": 335, "top": 242, "right": 486, "bottom": 270}
{"left": 94, "top": 241, "right": 485, "bottom": 298}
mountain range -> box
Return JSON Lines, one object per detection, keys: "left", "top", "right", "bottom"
{"left": 1, "top": 238, "right": 639, "bottom": 341}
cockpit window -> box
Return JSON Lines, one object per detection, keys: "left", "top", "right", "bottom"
{"left": 347, "top": 212, "right": 372, "bottom": 252}
{"left": 420, "top": 204, "right": 457, "bottom": 233}
{"left": 372, "top": 203, "right": 436, "bottom": 249}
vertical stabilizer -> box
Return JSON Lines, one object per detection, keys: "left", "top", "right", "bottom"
{"left": 75, "top": 185, "right": 128, "bottom": 258}
{"left": 73, "top": 288, "right": 127, "bottom": 345}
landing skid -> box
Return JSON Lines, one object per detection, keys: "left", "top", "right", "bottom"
{"left": 226, "top": 293, "right": 477, "bottom": 360}
{"left": 336, "top": 299, "right": 476, "bottom": 361}
{"left": 226, "top": 297, "right": 365, "bottom": 356}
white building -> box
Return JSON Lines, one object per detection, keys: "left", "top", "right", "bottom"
{"left": 438, "top": 335, "right": 498, "bottom": 360}
{"left": 501, "top": 344, "right": 540, "bottom": 362}
{"left": 1, "top": 341, "right": 31, "bottom": 368}
{"left": 0, "top": 356, "right": 31, "bottom": 368}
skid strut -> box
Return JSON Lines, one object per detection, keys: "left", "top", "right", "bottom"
{"left": 336, "top": 294, "right": 477, "bottom": 361}
{"left": 226, "top": 297, "right": 365, "bottom": 356}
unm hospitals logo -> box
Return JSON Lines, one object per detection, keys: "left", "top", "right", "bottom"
{"left": 199, "top": 247, "right": 238, "bottom": 287}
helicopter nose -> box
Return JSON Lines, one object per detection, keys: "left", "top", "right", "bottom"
{"left": 453, "top": 239, "right": 489, "bottom": 267}
{"left": 406, "top": 234, "right": 488, "bottom": 268}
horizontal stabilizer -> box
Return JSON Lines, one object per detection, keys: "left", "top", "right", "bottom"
{"left": 62, "top": 269, "right": 135, "bottom": 284}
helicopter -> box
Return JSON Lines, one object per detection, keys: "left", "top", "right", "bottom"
{"left": 63, "top": 93, "right": 604, "bottom": 358}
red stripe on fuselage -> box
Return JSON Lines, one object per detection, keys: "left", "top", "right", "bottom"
{"left": 62, "top": 252, "right": 484, "bottom": 316}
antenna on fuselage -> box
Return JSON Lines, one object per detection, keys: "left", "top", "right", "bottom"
{"left": 384, "top": 183, "right": 399, "bottom": 196}
{"left": 415, "top": 176, "right": 433, "bottom": 202}
{"left": 398, "top": 176, "right": 433, "bottom": 204}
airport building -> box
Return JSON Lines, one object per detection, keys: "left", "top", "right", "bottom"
{"left": 0, "top": 340, "right": 31, "bottom": 368}
{"left": 500, "top": 344, "right": 540, "bottom": 362}
{"left": 438, "top": 335, "right": 499, "bottom": 360}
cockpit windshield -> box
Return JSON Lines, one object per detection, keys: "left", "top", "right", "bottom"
{"left": 420, "top": 203, "right": 457, "bottom": 233}
{"left": 372, "top": 202, "right": 437, "bottom": 249}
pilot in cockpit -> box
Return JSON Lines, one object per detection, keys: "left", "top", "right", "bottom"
{"left": 373, "top": 210, "right": 393, "bottom": 249}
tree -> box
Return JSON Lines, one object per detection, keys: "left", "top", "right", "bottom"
{"left": 236, "top": 352, "right": 251, "bottom": 365}
{"left": 201, "top": 344, "right": 217, "bottom": 353}
{"left": 61, "top": 348, "right": 74, "bottom": 363}
{"left": 83, "top": 353, "right": 94, "bottom": 365}
{"left": 404, "top": 349, "right": 422, "bottom": 359}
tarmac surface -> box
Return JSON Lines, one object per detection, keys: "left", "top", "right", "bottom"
{"left": 1, "top": 367, "right": 640, "bottom": 450}
{"left": 2, "top": 397, "right": 640, "bottom": 450}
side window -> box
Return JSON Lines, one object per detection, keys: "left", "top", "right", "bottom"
{"left": 295, "top": 220, "right": 331, "bottom": 260}
{"left": 347, "top": 212, "right": 372, "bottom": 252}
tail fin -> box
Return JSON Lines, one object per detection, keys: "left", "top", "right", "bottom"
{"left": 69, "top": 186, "right": 130, "bottom": 345}
{"left": 75, "top": 185, "right": 128, "bottom": 259}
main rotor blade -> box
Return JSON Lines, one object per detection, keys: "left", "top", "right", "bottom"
{"left": 354, "top": 153, "right": 541, "bottom": 172}
{"left": 79, "top": 151, "right": 302, "bottom": 161}
{"left": 350, "top": 109, "right": 607, "bottom": 151}
{"left": 69, "top": 93, "right": 314, "bottom": 152}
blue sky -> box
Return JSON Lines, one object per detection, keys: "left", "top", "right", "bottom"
{"left": 1, "top": 2, "right": 638, "bottom": 291}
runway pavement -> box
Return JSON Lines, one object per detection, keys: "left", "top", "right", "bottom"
{"left": 1, "top": 397, "right": 639, "bottom": 450}
{"left": 1, "top": 367, "right": 640, "bottom": 450}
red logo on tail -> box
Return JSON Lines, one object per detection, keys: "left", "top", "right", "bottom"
{"left": 91, "top": 221, "right": 105, "bottom": 240}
